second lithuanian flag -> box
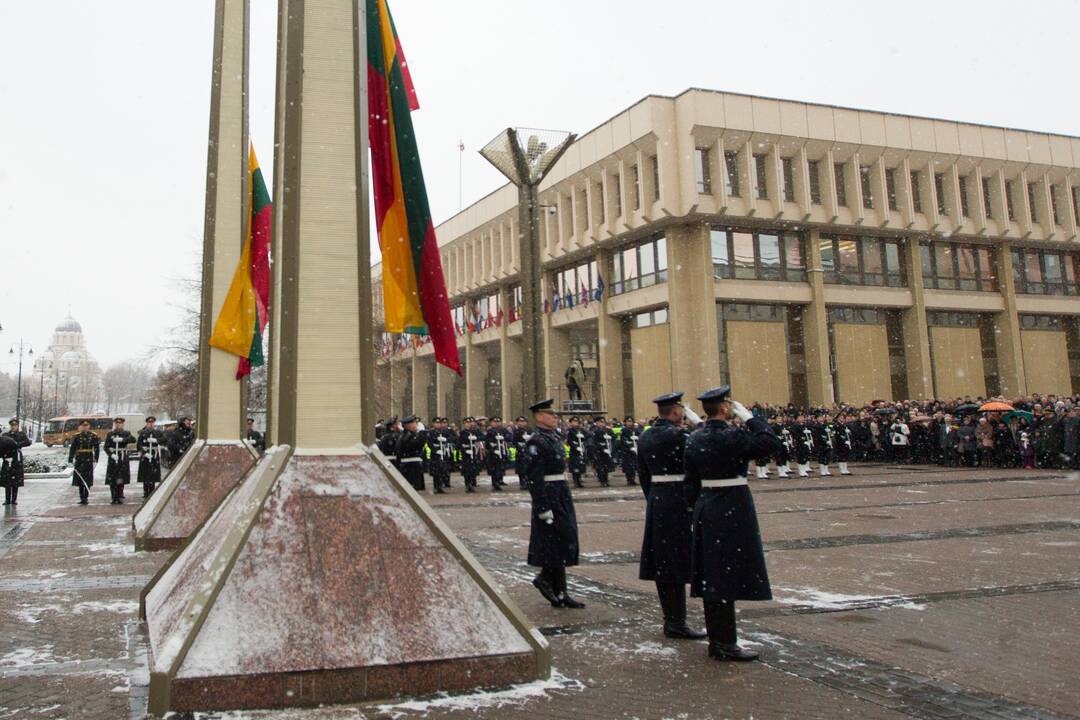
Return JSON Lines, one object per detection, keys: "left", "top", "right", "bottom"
{"left": 367, "top": 0, "right": 460, "bottom": 374}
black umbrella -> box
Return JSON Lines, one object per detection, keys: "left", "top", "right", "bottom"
{"left": 872, "top": 407, "right": 897, "bottom": 416}
{"left": 954, "top": 403, "right": 981, "bottom": 415}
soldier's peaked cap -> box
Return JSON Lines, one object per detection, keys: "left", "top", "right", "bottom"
{"left": 402, "top": 415, "right": 420, "bottom": 424}
{"left": 113, "top": 417, "right": 125, "bottom": 423}
{"left": 145, "top": 416, "right": 156, "bottom": 422}
{"left": 528, "top": 399, "right": 555, "bottom": 413}
{"left": 463, "top": 416, "right": 474, "bottom": 422}
{"left": 515, "top": 416, "right": 526, "bottom": 422}
{"left": 653, "top": 391, "right": 684, "bottom": 406}
{"left": 386, "top": 415, "right": 398, "bottom": 426}
{"left": 696, "top": 385, "right": 732, "bottom": 402}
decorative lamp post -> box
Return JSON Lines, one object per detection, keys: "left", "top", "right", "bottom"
{"left": 8, "top": 340, "right": 32, "bottom": 427}
{"left": 479, "top": 128, "right": 575, "bottom": 405}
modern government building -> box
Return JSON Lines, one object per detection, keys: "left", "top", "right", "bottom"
{"left": 373, "top": 88, "right": 1080, "bottom": 422}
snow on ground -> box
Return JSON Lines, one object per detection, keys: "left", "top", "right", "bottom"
{"left": 72, "top": 600, "right": 139, "bottom": 615}
{"left": 773, "top": 587, "right": 928, "bottom": 611}
{"left": 374, "top": 670, "right": 585, "bottom": 718}
{"left": 0, "top": 646, "right": 55, "bottom": 668}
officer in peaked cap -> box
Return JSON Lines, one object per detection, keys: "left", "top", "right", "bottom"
{"left": 377, "top": 416, "right": 402, "bottom": 473}
{"left": 394, "top": 415, "right": 427, "bottom": 492}
{"left": 427, "top": 417, "right": 456, "bottom": 495}
{"left": 637, "top": 392, "right": 706, "bottom": 639}
{"left": 523, "top": 399, "right": 583, "bottom": 609}
{"left": 685, "top": 385, "right": 780, "bottom": 661}
{"left": 457, "top": 416, "right": 485, "bottom": 492}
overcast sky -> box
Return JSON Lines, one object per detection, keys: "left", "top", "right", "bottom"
{"left": 2, "top": 0, "right": 1078, "bottom": 376}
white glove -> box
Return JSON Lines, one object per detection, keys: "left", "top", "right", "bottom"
{"left": 110, "top": 453, "right": 118, "bottom": 462}
{"left": 538, "top": 510, "right": 554, "bottom": 524}
{"left": 682, "top": 404, "right": 703, "bottom": 427}
{"left": 731, "top": 400, "right": 753, "bottom": 422}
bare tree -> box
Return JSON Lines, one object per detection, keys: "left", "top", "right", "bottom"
{"left": 145, "top": 265, "right": 201, "bottom": 420}
{"left": 102, "top": 362, "right": 153, "bottom": 414}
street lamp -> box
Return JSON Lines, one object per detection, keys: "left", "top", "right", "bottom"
{"left": 9, "top": 340, "right": 32, "bottom": 427}
{"left": 37, "top": 359, "right": 51, "bottom": 442}
{"left": 480, "top": 128, "right": 575, "bottom": 406}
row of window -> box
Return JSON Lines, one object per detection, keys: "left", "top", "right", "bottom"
{"left": 694, "top": 147, "right": 1080, "bottom": 229}
{"left": 820, "top": 235, "right": 905, "bottom": 287}
{"left": 711, "top": 228, "right": 805, "bottom": 282}
{"left": 559, "top": 155, "right": 663, "bottom": 229}
{"left": 920, "top": 242, "right": 997, "bottom": 292}
{"left": 1011, "top": 248, "right": 1080, "bottom": 296}
{"left": 611, "top": 234, "right": 668, "bottom": 295}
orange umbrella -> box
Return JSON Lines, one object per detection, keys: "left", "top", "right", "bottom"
{"left": 980, "top": 401, "right": 1013, "bottom": 412}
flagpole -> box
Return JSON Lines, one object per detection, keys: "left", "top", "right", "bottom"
{"left": 353, "top": 0, "right": 375, "bottom": 445}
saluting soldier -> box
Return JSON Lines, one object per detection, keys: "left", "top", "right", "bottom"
{"left": 637, "top": 392, "right": 707, "bottom": 640}
{"left": 685, "top": 386, "right": 780, "bottom": 661}
{"left": 103, "top": 417, "right": 135, "bottom": 504}
{"left": 136, "top": 416, "right": 167, "bottom": 498}
{"left": 566, "top": 416, "right": 588, "bottom": 488}
{"left": 68, "top": 419, "right": 99, "bottom": 505}
{"left": 458, "top": 417, "right": 485, "bottom": 493}
{"left": 427, "top": 417, "right": 456, "bottom": 495}
{"left": 394, "top": 415, "right": 427, "bottom": 491}
{"left": 484, "top": 416, "right": 513, "bottom": 493}
{"left": 512, "top": 416, "right": 532, "bottom": 490}
{"left": 589, "top": 417, "right": 615, "bottom": 487}
{"left": 377, "top": 416, "right": 402, "bottom": 473}
{"left": 619, "top": 417, "right": 641, "bottom": 487}
{"left": 2, "top": 419, "right": 31, "bottom": 506}
{"left": 524, "top": 399, "right": 584, "bottom": 609}
{"left": 246, "top": 418, "right": 266, "bottom": 454}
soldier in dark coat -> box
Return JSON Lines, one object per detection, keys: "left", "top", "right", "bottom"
{"left": 834, "top": 413, "right": 854, "bottom": 475}
{"left": 775, "top": 416, "right": 793, "bottom": 478}
{"left": 637, "top": 392, "right": 706, "bottom": 639}
{"left": 103, "top": 417, "right": 135, "bottom": 504}
{"left": 2, "top": 419, "right": 31, "bottom": 506}
{"left": 427, "top": 417, "right": 456, "bottom": 495}
{"left": 168, "top": 416, "right": 196, "bottom": 466}
{"left": 524, "top": 399, "right": 583, "bottom": 609}
{"left": 686, "top": 386, "right": 780, "bottom": 661}
{"left": 67, "top": 420, "right": 99, "bottom": 505}
{"left": 793, "top": 413, "right": 814, "bottom": 477}
{"left": 512, "top": 417, "right": 532, "bottom": 490}
{"left": 246, "top": 418, "right": 266, "bottom": 453}
{"left": 566, "top": 416, "right": 588, "bottom": 488}
{"left": 136, "top": 417, "right": 167, "bottom": 498}
{"left": 813, "top": 414, "right": 834, "bottom": 476}
{"left": 377, "top": 417, "right": 402, "bottom": 473}
{"left": 394, "top": 416, "right": 427, "bottom": 491}
{"left": 0, "top": 434, "right": 24, "bottom": 506}
{"left": 457, "top": 417, "right": 485, "bottom": 492}
{"left": 619, "top": 417, "right": 641, "bottom": 486}
{"left": 589, "top": 418, "right": 615, "bottom": 487}
{"left": 484, "top": 417, "right": 513, "bottom": 492}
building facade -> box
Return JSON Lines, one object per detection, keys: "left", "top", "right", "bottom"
{"left": 375, "top": 89, "right": 1080, "bottom": 422}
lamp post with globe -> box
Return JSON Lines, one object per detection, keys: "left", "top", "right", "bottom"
{"left": 9, "top": 340, "right": 33, "bottom": 427}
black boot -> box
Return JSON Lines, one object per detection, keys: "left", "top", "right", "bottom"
{"left": 532, "top": 570, "right": 560, "bottom": 606}
{"left": 9, "top": 485, "right": 17, "bottom": 506}
{"left": 552, "top": 567, "right": 585, "bottom": 609}
{"left": 704, "top": 600, "right": 758, "bottom": 661}
{"left": 573, "top": 473, "right": 583, "bottom": 488}
{"left": 658, "top": 583, "right": 707, "bottom": 639}
{"left": 3, "top": 486, "right": 10, "bottom": 505}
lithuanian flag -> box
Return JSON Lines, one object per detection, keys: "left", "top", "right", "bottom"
{"left": 209, "top": 144, "right": 272, "bottom": 379}
{"left": 367, "top": 0, "right": 460, "bottom": 373}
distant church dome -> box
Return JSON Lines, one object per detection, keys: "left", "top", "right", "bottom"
{"left": 56, "top": 315, "right": 83, "bottom": 333}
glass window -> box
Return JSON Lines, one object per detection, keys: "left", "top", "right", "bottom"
{"left": 711, "top": 229, "right": 729, "bottom": 277}
{"left": 934, "top": 173, "right": 947, "bottom": 215}
{"left": 860, "top": 165, "right": 873, "bottom": 209}
{"left": 956, "top": 246, "right": 976, "bottom": 290}
{"left": 1025, "top": 250, "right": 1043, "bottom": 289}
{"left": 885, "top": 168, "right": 897, "bottom": 211}
{"left": 910, "top": 171, "right": 922, "bottom": 213}
{"left": 724, "top": 151, "right": 740, "bottom": 197}
{"left": 982, "top": 177, "right": 993, "bottom": 220}
{"left": 733, "top": 232, "right": 755, "bottom": 280}
{"left": 695, "top": 147, "right": 711, "bottom": 194}
{"left": 758, "top": 233, "right": 781, "bottom": 280}
{"left": 655, "top": 236, "right": 667, "bottom": 273}
{"left": 654, "top": 308, "right": 668, "bottom": 324}
{"left": 959, "top": 176, "right": 971, "bottom": 217}
{"left": 1027, "top": 182, "right": 1039, "bottom": 223}
{"left": 834, "top": 163, "right": 847, "bottom": 207}
{"left": 807, "top": 160, "right": 821, "bottom": 204}
{"left": 1051, "top": 185, "right": 1061, "bottom": 226}
{"left": 754, "top": 154, "right": 768, "bottom": 199}
{"left": 838, "top": 238, "right": 859, "bottom": 278}
{"left": 1006, "top": 180, "right": 1016, "bottom": 221}
{"left": 611, "top": 174, "right": 621, "bottom": 218}
{"left": 1011, "top": 250, "right": 1023, "bottom": 288}
{"left": 631, "top": 165, "right": 640, "bottom": 210}
{"left": 1044, "top": 252, "right": 1063, "bottom": 293}
{"left": 934, "top": 245, "right": 954, "bottom": 291}
{"left": 976, "top": 248, "right": 995, "bottom": 291}
{"left": 784, "top": 233, "right": 803, "bottom": 272}
{"left": 920, "top": 243, "right": 933, "bottom": 285}
{"left": 639, "top": 242, "right": 656, "bottom": 286}
{"left": 820, "top": 238, "right": 836, "bottom": 273}
{"left": 781, "top": 157, "right": 795, "bottom": 202}
{"left": 862, "top": 238, "right": 882, "bottom": 284}
{"left": 884, "top": 241, "right": 902, "bottom": 286}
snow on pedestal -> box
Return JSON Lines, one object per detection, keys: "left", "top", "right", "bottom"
{"left": 132, "top": 440, "right": 257, "bottom": 551}
{"left": 141, "top": 446, "right": 547, "bottom": 714}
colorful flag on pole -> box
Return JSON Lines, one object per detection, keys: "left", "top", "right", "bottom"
{"left": 209, "top": 144, "right": 272, "bottom": 379}
{"left": 367, "top": 0, "right": 460, "bottom": 374}
{"left": 594, "top": 273, "right": 605, "bottom": 302}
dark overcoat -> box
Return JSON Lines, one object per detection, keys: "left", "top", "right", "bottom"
{"left": 103, "top": 429, "right": 135, "bottom": 486}
{"left": 0, "top": 431, "right": 30, "bottom": 488}
{"left": 525, "top": 427, "right": 579, "bottom": 568}
{"left": 136, "top": 428, "right": 167, "bottom": 485}
{"left": 68, "top": 431, "right": 100, "bottom": 487}
{"left": 636, "top": 419, "right": 693, "bottom": 583}
{"left": 566, "top": 428, "right": 588, "bottom": 473}
{"left": 686, "top": 417, "right": 780, "bottom": 602}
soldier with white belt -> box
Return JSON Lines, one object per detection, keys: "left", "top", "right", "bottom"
{"left": 686, "top": 385, "right": 780, "bottom": 662}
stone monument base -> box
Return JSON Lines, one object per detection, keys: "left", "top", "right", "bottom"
{"left": 140, "top": 446, "right": 547, "bottom": 714}
{"left": 132, "top": 440, "right": 256, "bottom": 551}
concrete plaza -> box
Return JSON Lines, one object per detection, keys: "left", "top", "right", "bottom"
{"left": 1, "top": 461, "right": 1078, "bottom": 719}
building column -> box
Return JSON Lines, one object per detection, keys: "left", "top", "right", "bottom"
{"left": 994, "top": 248, "right": 1027, "bottom": 396}
{"left": 465, "top": 339, "right": 486, "bottom": 417}
{"left": 804, "top": 229, "right": 835, "bottom": 405}
{"left": 374, "top": 362, "right": 392, "bottom": 422}
{"left": 596, "top": 249, "right": 625, "bottom": 419}
{"left": 389, "top": 356, "right": 407, "bottom": 418}
{"left": 901, "top": 239, "right": 934, "bottom": 398}
{"left": 666, "top": 222, "right": 721, "bottom": 395}
{"left": 435, "top": 359, "right": 455, "bottom": 418}
{"left": 411, "top": 353, "right": 431, "bottom": 422}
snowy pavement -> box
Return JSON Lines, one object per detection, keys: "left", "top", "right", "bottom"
{"left": 1, "top": 464, "right": 1078, "bottom": 719}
